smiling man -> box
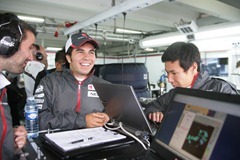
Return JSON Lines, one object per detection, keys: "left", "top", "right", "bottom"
{"left": 0, "top": 12, "right": 37, "bottom": 160}
{"left": 35, "top": 32, "right": 110, "bottom": 130}
{"left": 144, "top": 42, "right": 239, "bottom": 124}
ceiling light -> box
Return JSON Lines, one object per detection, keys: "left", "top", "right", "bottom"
{"left": 115, "top": 28, "right": 142, "bottom": 34}
{"left": 91, "top": 35, "right": 130, "bottom": 42}
{"left": 18, "top": 15, "right": 44, "bottom": 23}
{"left": 139, "top": 22, "right": 240, "bottom": 48}
{"left": 106, "top": 37, "right": 130, "bottom": 41}
{"left": 64, "top": 0, "right": 164, "bottom": 35}
{"left": 46, "top": 47, "right": 62, "bottom": 52}
{"left": 139, "top": 32, "right": 186, "bottom": 48}
{"left": 144, "top": 48, "right": 154, "bottom": 51}
{"left": 193, "top": 38, "right": 233, "bottom": 52}
{"left": 195, "top": 25, "right": 240, "bottom": 40}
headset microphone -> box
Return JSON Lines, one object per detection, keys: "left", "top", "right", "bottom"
{"left": 35, "top": 52, "right": 43, "bottom": 61}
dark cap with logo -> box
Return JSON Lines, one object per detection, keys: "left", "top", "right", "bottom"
{"left": 65, "top": 32, "right": 99, "bottom": 52}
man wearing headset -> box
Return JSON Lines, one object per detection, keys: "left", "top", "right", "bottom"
{"left": 0, "top": 12, "right": 37, "bottom": 159}
{"left": 24, "top": 44, "right": 48, "bottom": 97}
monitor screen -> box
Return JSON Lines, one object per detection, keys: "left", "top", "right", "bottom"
{"left": 154, "top": 88, "right": 240, "bottom": 160}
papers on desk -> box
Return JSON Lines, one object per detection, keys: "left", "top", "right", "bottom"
{"left": 44, "top": 127, "right": 126, "bottom": 151}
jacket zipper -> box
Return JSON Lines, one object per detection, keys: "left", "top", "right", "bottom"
{"left": 75, "top": 82, "right": 81, "bottom": 112}
{"left": 74, "top": 70, "right": 94, "bottom": 112}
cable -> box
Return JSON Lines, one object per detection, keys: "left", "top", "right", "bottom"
{"left": 104, "top": 122, "right": 149, "bottom": 150}
{"left": 104, "top": 122, "right": 121, "bottom": 130}
{"left": 94, "top": 23, "right": 98, "bottom": 39}
{"left": 119, "top": 122, "right": 148, "bottom": 150}
{"left": 122, "top": 12, "right": 127, "bottom": 46}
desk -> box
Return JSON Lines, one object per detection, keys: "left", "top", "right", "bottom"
{"left": 23, "top": 134, "right": 147, "bottom": 160}
{"left": 23, "top": 136, "right": 56, "bottom": 160}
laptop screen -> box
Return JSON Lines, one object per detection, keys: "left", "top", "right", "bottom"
{"left": 152, "top": 88, "right": 240, "bottom": 160}
{"left": 93, "top": 83, "right": 153, "bottom": 135}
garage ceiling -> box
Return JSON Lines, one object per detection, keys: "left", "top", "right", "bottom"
{"left": 0, "top": 0, "right": 240, "bottom": 56}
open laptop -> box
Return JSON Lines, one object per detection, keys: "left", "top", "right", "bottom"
{"left": 95, "top": 84, "right": 240, "bottom": 160}
{"left": 139, "top": 87, "right": 240, "bottom": 159}
{"left": 93, "top": 82, "right": 154, "bottom": 136}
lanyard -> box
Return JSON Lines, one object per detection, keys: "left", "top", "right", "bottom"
{"left": 0, "top": 88, "right": 7, "bottom": 160}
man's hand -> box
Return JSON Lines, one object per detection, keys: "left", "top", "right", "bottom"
{"left": 148, "top": 112, "right": 164, "bottom": 123}
{"left": 14, "top": 126, "right": 27, "bottom": 149}
{"left": 86, "top": 112, "right": 110, "bottom": 128}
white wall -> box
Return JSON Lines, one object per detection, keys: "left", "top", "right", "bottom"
{"left": 200, "top": 48, "right": 240, "bottom": 81}
{"left": 46, "top": 52, "right": 56, "bottom": 69}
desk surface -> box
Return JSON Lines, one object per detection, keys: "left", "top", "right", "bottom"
{"left": 23, "top": 134, "right": 148, "bottom": 160}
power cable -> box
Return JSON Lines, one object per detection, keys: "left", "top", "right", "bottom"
{"left": 104, "top": 122, "right": 149, "bottom": 150}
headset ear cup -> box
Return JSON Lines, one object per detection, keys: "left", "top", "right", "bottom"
{"left": 0, "top": 31, "right": 19, "bottom": 57}
{"left": 36, "top": 52, "right": 43, "bottom": 61}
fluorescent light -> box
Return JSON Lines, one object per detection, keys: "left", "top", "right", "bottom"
{"left": 115, "top": 28, "right": 142, "bottom": 34}
{"left": 195, "top": 25, "right": 240, "bottom": 40}
{"left": 18, "top": 15, "right": 44, "bottom": 23}
{"left": 139, "top": 33, "right": 186, "bottom": 48}
{"left": 193, "top": 38, "right": 233, "bottom": 52}
{"left": 144, "top": 48, "right": 154, "bottom": 51}
{"left": 46, "top": 47, "right": 62, "bottom": 51}
{"left": 139, "top": 22, "right": 240, "bottom": 48}
{"left": 91, "top": 35, "right": 129, "bottom": 41}
{"left": 106, "top": 36, "right": 129, "bottom": 41}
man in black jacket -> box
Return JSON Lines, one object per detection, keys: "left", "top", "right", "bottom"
{"left": 35, "top": 32, "right": 110, "bottom": 130}
{"left": 33, "top": 48, "right": 68, "bottom": 94}
{"left": 145, "top": 42, "right": 239, "bottom": 124}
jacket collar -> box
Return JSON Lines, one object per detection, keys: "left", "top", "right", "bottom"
{"left": 192, "top": 70, "right": 210, "bottom": 89}
{"left": 64, "top": 68, "right": 95, "bottom": 85}
{"left": 0, "top": 73, "right": 10, "bottom": 89}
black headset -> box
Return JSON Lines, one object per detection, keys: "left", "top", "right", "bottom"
{"left": 35, "top": 51, "right": 43, "bottom": 61}
{"left": 32, "top": 44, "right": 44, "bottom": 61}
{"left": 0, "top": 18, "right": 23, "bottom": 57}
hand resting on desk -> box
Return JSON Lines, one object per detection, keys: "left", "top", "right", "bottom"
{"left": 86, "top": 112, "right": 110, "bottom": 128}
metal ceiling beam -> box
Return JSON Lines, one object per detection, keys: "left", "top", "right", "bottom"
{"left": 63, "top": 0, "right": 164, "bottom": 35}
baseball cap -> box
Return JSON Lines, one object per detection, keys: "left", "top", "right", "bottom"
{"left": 65, "top": 32, "right": 99, "bottom": 52}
